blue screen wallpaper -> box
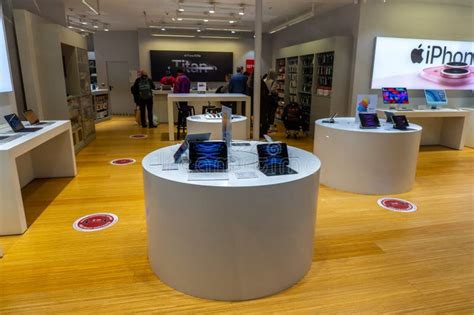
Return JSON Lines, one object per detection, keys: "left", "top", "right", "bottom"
{"left": 189, "top": 142, "right": 228, "bottom": 171}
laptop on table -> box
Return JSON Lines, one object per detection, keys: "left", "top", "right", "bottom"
{"left": 23, "top": 110, "right": 51, "bottom": 126}
{"left": 257, "top": 143, "right": 297, "bottom": 176}
{"left": 4, "top": 114, "right": 43, "bottom": 133}
{"left": 188, "top": 141, "right": 229, "bottom": 181}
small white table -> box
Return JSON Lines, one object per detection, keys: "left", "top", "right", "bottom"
{"left": 142, "top": 142, "right": 320, "bottom": 301}
{"left": 167, "top": 93, "right": 252, "bottom": 141}
{"left": 186, "top": 115, "right": 248, "bottom": 140}
{"left": 0, "top": 121, "right": 77, "bottom": 235}
{"left": 377, "top": 108, "right": 469, "bottom": 150}
{"left": 314, "top": 118, "right": 422, "bottom": 195}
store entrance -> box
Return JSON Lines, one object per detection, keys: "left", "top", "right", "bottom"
{"left": 106, "top": 61, "right": 133, "bottom": 115}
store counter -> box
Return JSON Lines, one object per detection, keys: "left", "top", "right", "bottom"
{"left": 142, "top": 142, "right": 320, "bottom": 300}
{"left": 460, "top": 108, "right": 474, "bottom": 148}
{"left": 167, "top": 93, "right": 251, "bottom": 141}
{"left": 314, "top": 118, "right": 422, "bottom": 195}
{"left": 0, "top": 121, "right": 77, "bottom": 235}
{"left": 186, "top": 115, "right": 247, "bottom": 140}
{"left": 377, "top": 108, "right": 469, "bottom": 150}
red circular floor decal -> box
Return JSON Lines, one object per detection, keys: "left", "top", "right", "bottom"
{"left": 129, "top": 134, "right": 148, "bottom": 139}
{"left": 73, "top": 213, "right": 118, "bottom": 232}
{"left": 110, "top": 158, "right": 136, "bottom": 166}
{"left": 377, "top": 198, "right": 417, "bottom": 213}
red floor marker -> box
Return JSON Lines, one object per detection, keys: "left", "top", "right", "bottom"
{"left": 110, "top": 158, "right": 136, "bottom": 166}
{"left": 377, "top": 198, "right": 417, "bottom": 213}
{"left": 73, "top": 213, "right": 118, "bottom": 232}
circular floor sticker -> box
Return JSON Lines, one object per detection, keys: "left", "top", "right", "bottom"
{"left": 73, "top": 213, "right": 118, "bottom": 232}
{"left": 110, "top": 158, "right": 136, "bottom": 166}
{"left": 377, "top": 198, "right": 417, "bottom": 213}
{"left": 129, "top": 134, "right": 148, "bottom": 139}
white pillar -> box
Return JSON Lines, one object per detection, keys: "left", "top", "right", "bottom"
{"left": 253, "top": 0, "right": 262, "bottom": 140}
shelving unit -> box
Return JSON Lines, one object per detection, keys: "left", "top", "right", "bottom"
{"left": 274, "top": 36, "right": 352, "bottom": 135}
{"left": 275, "top": 58, "right": 286, "bottom": 121}
{"left": 93, "top": 91, "right": 111, "bottom": 122}
{"left": 287, "top": 57, "right": 299, "bottom": 104}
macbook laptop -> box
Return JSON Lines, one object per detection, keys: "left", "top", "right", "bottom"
{"left": 188, "top": 141, "right": 229, "bottom": 180}
{"left": 4, "top": 114, "right": 43, "bottom": 133}
{"left": 359, "top": 113, "right": 381, "bottom": 129}
{"left": 23, "top": 110, "right": 50, "bottom": 126}
{"left": 257, "top": 143, "right": 297, "bottom": 176}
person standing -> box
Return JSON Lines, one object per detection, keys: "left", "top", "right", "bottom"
{"left": 229, "top": 66, "right": 248, "bottom": 94}
{"left": 132, "top": 70, "right": 156, "bottom": 128}
{"left": 264, "top": 70, "right": 279, "bottom": 133}
{"left": 160, "top": 70, "right": 176, "bottom": 87}
{"left": 173, "top": 68, "right": 192, "bottom": 113}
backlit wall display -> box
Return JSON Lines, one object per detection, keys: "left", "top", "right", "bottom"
{"left": 0, "top": 13, "right": 13, "bottom": 93}
{"left": 150, "top": 51, "right": 233, "bottom": 82}
{"left": 371, "top": 37, "right": 474, "bottom": 90}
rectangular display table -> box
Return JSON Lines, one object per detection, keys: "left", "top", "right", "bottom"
{"left": 167, "top": 93, "right": 252, "bottom": 141}
{"left": 377, "top": 108, "right": 469, "bottom": 150}
{"left": 0, "top": 121, "right": 77, "bottom": 235}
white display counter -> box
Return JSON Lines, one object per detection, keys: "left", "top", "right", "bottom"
{"left": 167, "top": 93, "right": 251, "bottom": 141}
{"left": 0, "top": 121, "right": 77, "bottom": 235}
{"left": 186, "top": 115, "right": 247, "bottom": 140}
{"left": 142, "top": 142, "right": 320, "bottom": 301}
{"left": 314, "top": 118, "right": 422, "bottom": 195}
{"left": 377, "top": 108, "right": 468, "bottom": 150}
{"left": 461, "top": 108, "right": 474, "bottom": 148}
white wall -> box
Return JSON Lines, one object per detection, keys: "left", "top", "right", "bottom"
{"left": 351, "top": 0, "right": 474, "bottom": 112}
{"left": 93, "top": 31, "right": 139, "bottom": 88}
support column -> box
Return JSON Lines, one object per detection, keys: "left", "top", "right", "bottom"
{"left": 253, "top": 0, "right": 262, "bottom": 140}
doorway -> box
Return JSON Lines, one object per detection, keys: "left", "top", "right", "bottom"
{"left": 106, "top": 61, "right": 134, "bottom": 115}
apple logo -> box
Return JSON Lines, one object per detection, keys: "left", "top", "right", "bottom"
{"left": 411, "top": 44, "right": 424, "bottom": 64}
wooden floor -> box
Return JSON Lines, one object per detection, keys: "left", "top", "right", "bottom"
{"left": 0, "top": 116, "right": 473, "bottom": 314}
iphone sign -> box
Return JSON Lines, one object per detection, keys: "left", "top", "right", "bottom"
{"left": 371, "top": 36, "right": 474, "bottom": 90}
{"left": 0, "top": 13, "right": 13, "bottom": 93}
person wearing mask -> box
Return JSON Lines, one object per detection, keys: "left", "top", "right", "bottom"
{"left": 132, "top": 70, "right": 156, "bottom": 128}
{"left": 264, "top": 70, "right": 279, "bottom": 133}
{"left": 229, "top": 66, "right": 248, "bottom": 95}
{"left": 160, "top": 70, "right": 176, "bottom": 87}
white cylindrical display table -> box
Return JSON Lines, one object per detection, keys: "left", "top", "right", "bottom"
{"left": 314, "top": 118, "right": 422, "bottom": 195}
{"left": 142, "top": 143, "right": 320, "bottom": 301}
{"left": 186, "top": 115, "right": 247, "bottom": 140}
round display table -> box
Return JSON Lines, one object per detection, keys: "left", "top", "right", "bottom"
{"left": 314, "top": 118, "right": 422, "bottom": 195}
{"left": 142, "top": 142, "right": 321, "bottom": 301}
{"left": 186, "top": 115, "right": 247, "bottom": 140}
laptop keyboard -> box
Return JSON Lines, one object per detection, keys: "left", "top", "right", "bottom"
{"left": 188, "top": 172, "right": 229, "bottom": 181}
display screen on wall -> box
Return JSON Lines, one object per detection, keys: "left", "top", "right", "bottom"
{"left": 372, "top": 37, "right": 474, "bottom": 90}
{"left": 0, "top": 14, "right": 13, "bottom": 93}
{"left": 150, "top": 51, "right": 233, "bottom": 82}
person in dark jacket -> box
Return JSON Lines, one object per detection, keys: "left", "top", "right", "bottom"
{"left": 132, "top": 70, "right": 156, "bottom": 128}
{"left": 229, "top": 66, "right": 248, "bottom": 94}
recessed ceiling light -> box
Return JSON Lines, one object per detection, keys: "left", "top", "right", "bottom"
{"left": 239, "top": 7, "right": 245, "bottom": 16}
{"left": 172, "top": 17, "right": 176, "bottom": 21}
{"left": 68, "top": 25, "right": 73, "bottom": 29}
{"left": 161, "top": 28, "right": 166, "bottom": 31}
{"left": 178, "top": 7, "right": 184, "bottom": 12}
{"left": 93, "top": 25, "right": 99, "bottom": 29}
{"left": 177, "top": 18, "right": 183, "bottom": 21}
{"left": 209, "top": 4, "right": 216, "bottom": 14}
{"left": 229, "top": 20, "right": 236, "bottom": 24}
{"left": 203, "top": 19, "right": 209, "bottom": 22}
{"left": 80, "top": 28, "right": 85, "bottom": 32}
{"left": 197, "top": 29, "right": 201, "bottom": 32}
{"left": 81, "top": 21, "right": 88, "bottom": 25}
{"left": 104, "top": 28, "right": 109, "bottom": 32}
{"left": 231, "top": 30, "right": 236, "bottom": 34}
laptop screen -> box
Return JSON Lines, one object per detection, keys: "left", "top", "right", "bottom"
{"left": 257, "top": 143, "right": 290, "bottom": 169}
{"left": 23, "top": 110, "right": 40, "bottom": 125}
{"left": 4, "top": 114, "right": 25, "bottom": 132}
{"left": 359, "top": 113, "right": 380, "bottom": 128}
{"left": 189, "top": 141, "right": 228, "bottom": 171}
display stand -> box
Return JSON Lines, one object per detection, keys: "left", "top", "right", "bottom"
{"left": 92, "top": 89, "right": 111, "bottom": 122}
{"left": 314, "top": 118, "right": 422, "bottom": 195}
{"left": 142, "top": 142, "right": 320, "bottom": 300}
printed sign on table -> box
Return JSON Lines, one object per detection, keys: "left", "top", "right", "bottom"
{"left": 377, "top": 198, "right": 417, "bottom": 213}
{"left": 73, "top": 213, "right": 118, "bottom": 232}
{"left": 355, "top": 94, "right": 378, "bottom": 122}
{"left": 110, "top": 158, "right": 136, "bottom": 166}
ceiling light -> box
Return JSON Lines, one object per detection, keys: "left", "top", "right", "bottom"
{"left": 104, "top": 25, "right": 109, "bottom": 31}
{"left": 177, "top": 18, "right": 183, "bottom": 21}
{"left": 93, "top": 24, "right": 99, "bottom": 29}
{"left": 231, "top": 30, "right": 236, "bottom": 34}
{"left": 200, "top": 35, "right": 239, "bottom": 40}
{"left": 152, "top": 34, "right": 196, "bottom": 38}
{"left": 68, "top": 25, "right": 73, "bottom": 29}
{"left": 209, "top": 4, "right": 216, "bottom": 14}
{"left": 81, "top": 0, "right": 99, "bottom": 15}
{"left": 161, "top": 28, "right": 166, "bottom": 31}
{"left": 197, "top": 29, "right": 201, "bottom": 32}
{"left": 177, "top": 4, "right": 184, "bottom": 12}
{"left": 81, "top": 20, "right": 88, "bottom": 25}
{"left": 269, "top": 25, "right": 287, "bottom": 34}
{"left": 239, "top": 7, "right": 245, "bottom": 16}
{"left": 172, "top": 17, "right": 176, "bottom": 21}
{"left": 203, "top": 19, "right": 209, "bottom": 22}
{"left": 229, "top": 20, "right": 236, "bottom": 24}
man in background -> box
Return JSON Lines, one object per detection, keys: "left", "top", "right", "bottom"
{"left": 132, "top": 70, "right": 156, "bottom": 128}
{"left": 229, "top": 66, "right": 248, "bottom": 94}
{"left": 160, "top": 70, "right": 176, "bottom": 87}
{"left": 173, "top": 68, "right": 191, "bottom": 94}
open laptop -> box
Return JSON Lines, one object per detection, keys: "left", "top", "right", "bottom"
{"left": 359, "top": 113, "right": 381, "bottom": 129}
{"left": 188, "top": 141, "right": 229, "bottom": 181}
{"left": 257, "top": 143, "right": 297, "bottom": 176}
{"left": 173, "top": 132, "right": 211, "bottom": 163}
{"left": 23, "top": 110, "right": 50, "bottom": 126}
{"left": 384, "top": 111, "right": 395, "bottom": 124}
{"left": 4, "top": 114, "right": 43, "bottom": 133}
